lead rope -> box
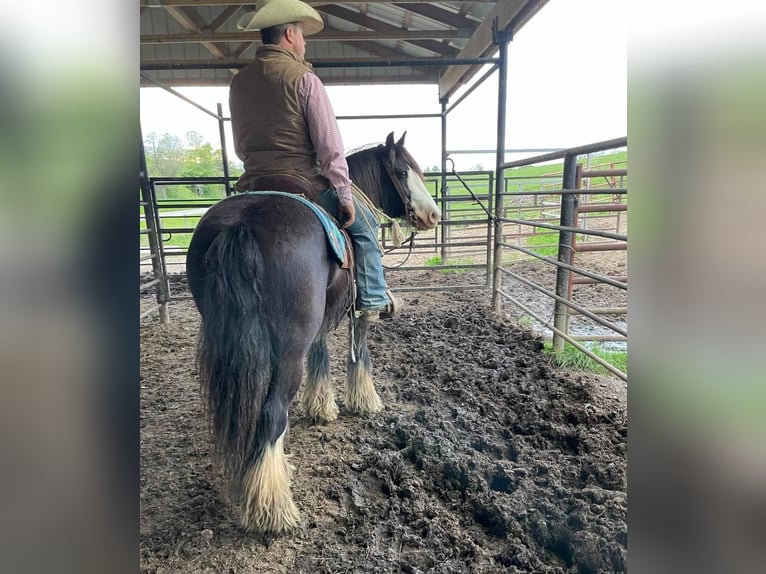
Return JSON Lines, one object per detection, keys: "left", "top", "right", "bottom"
{"left": 350, "top": 184, "right": 404, "bottom": 250}
{"left": 350, "top": 184, "right": 416, "bottom": 268}
{"left": 349, "top": 313, "right": 356, "bottom": 363}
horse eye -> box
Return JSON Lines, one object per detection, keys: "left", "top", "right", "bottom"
{"left": 397, "top": 170, "right": 408, "bottom": 178}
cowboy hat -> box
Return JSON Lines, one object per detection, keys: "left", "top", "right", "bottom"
{"left": 236, "top": 0, "right": 324, "bottom": 36}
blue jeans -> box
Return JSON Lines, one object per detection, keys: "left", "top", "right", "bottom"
{"left": 315, "top": 189, "right": 389, "bottom": 310}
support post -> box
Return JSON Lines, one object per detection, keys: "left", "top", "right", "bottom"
{"left": 140, "top": 133, "right": 170, "bottom": 323}
{"left": 217, "top": 102, "right": 232, "bottom": 197}
{"left": 552, "top": 153, "right": 579, "bottom": 351}
{"left": 485, "top": 169, "right": 494, "bottom": 287}
{"left": 491, "top": 22, "right": 511, "bottom": 313}
{"left": 440, "top": 97, "right": 449, "bottom": 264}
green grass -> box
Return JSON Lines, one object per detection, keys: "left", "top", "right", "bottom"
{"left": 424, "top": 254, "right": 476, "bottom": 273}
{"left": 524, "top": 231, "right": 558, "bottom": 257}
{"left": 422, "top": 150, "right": 627, "bottom": 222}
{"left": 544, "top": 341, "right": 627, "bottom": 376}
{"left": 518, "top": 316, "right": 533, "bottom": 328}
{"left": 507, "top": 150, "right": 626, "bottom": 181}
{"left": 140, "top": 208, "right": 204, "bottom": 250}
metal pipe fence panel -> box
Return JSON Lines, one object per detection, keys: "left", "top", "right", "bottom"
{"left": 139, "top": 172, "right": 498, "bottom": 297}
{"left": 139, "top": 138, "right": 628, "bottom": 382}
{"left": 492, "top": 138, "right": 628, "bottom": 381}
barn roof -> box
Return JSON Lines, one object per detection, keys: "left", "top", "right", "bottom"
{"left": 140, "top": 1, "right": 549, "bottom": 100}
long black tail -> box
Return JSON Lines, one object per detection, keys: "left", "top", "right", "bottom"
{"left": 195, "top": 223, "right": 272, "bottom": 496}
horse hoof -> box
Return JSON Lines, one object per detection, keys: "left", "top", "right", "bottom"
{"left": 344, "top": 393, "right": 383, "bottom": 415}
{"left": 240, "top": 434, "right": 301, "bottom": 534}
{"left": 241, "top": 500, "right": 301, "bottom": 534}
{"left": 305, "top": 406, "right": 339, "bottom": 424}
{"left": 346, "top": 368, "right": 383, "bottom": 414}
{"left": 301, "top": 393, "right": 339, "bottom": 423}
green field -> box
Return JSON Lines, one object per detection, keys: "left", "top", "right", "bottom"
{"left": 425, "top": 150, "right": 627, "bottom": 220}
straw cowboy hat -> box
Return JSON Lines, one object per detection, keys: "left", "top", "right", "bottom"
{"left": 236, "top": 0, "right": 324, "bottom": 36}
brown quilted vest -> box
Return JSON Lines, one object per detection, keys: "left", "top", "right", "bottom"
{"left": 229, "top": 46, "right": 330, "bottom": 195}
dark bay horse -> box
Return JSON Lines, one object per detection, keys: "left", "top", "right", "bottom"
{"left": 186, "top": 132, "right": 440, "bottom": 533}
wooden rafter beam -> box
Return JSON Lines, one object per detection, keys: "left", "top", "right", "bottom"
{"left": 168, "top": 5, "right": 207, "bottom": 29}
{"left": 404, "top": 3, "right": 480, "bottom": 29}
{"left": 438, "top": 0, "right": 548, "bottom": 100}
{"left": 232, "top": 42, "right": 255, "bottom": 58}
{"left": 141, "top": 28, "right": 472, "bottom": 44}
{"left": 207, "top": 5, "right": 240, "bottom": 32}
{"left": 334, "top": 40, "right": 437, "bottom": 77}
{"left": 318, "top": 4, "right": 460, "bottom": 57}
{"left": 162, "top": 5, "right": 230, "bottom": 61}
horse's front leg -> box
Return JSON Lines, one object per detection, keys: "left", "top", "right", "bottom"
{"left": 345, "top": 316, "right": 383, "bottom": 414}
{"left": 301, "top": 334, "right": 339, "bottom": 423}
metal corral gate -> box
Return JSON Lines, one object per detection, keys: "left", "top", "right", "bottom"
{"left": 140, "top": 137, "right": 627, "bottom": 380}
{"left": 491, "top": 137, "right": 627, "bottom": 381}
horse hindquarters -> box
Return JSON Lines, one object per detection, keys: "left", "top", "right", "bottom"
{"left": 190, "top": 223, "right": 299, "bottom": 533}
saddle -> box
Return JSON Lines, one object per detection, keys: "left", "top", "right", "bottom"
{"left": 244, "top": 186, "right": 355, "bottom": 274}
{"left": 249, "top": 173, "right": 318, "bottom": 202}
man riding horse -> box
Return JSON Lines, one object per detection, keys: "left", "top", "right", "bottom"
{"left": 193, "top": 0, "right": 441, "bottom": 533}
{"left": 229, "top": 0, "right": 406, "bottom": 321}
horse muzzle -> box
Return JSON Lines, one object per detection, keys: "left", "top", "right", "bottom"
{"left": 415, "top": 207, "right": 441, "bottom": 230}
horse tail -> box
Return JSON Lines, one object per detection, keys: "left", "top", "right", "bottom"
{"left": 195, "top": 223, "right": 273, "bottom": 498}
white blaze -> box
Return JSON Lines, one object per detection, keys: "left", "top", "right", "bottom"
{"left": 406, "top": 170, "right": 441, "bottom": 229}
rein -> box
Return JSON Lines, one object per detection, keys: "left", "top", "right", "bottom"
{"left": 382, "top": 232, "right": 416, "bottom": 269}
{"left": 351, "top": 186, "right": 416, "bottom": 269}
{"left": 382, "top": 155, "right": 420, "bottom": 228}
{"left": 379, "top": 154, "right": 425, "bottom": 268}
{"left": 348, "top": 150, "right": 423, "bottom": 271}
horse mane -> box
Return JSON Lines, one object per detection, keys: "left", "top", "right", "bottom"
{"left": 345, "top": 144, "right": 381, "bottom": 192}
{"left": 346, "top": 143, "right": 424, "bottom": 180}
{"left": 346, "top": 144, "right": 400, "bottom": 216}
{"left": 398, "top": 147, "right": 424, "bottom": 180}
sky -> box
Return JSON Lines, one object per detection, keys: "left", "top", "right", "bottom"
{"left": 139, "top": 0, "right": 626, "bottom": 171}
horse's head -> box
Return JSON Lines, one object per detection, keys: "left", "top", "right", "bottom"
{"left": 381, "top": 132, "right": 441, "bottom": 230}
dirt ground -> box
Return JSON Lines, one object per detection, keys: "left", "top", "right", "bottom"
{"left": 140, "top": 269, "right": 627, "bottom": 574}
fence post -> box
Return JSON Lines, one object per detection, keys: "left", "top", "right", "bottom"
{"left": 217, "top": 102, "right": 233, "bottom": 197}
{"left": 485, "top": 170, "right": 494, "bottom": 287}
{"left": 440, "top": 97, "right": 449, "bottom": 264}
{"left": 140, "top": 134, "right": 170, "bottom": 324}
{"left": 491, "top": 23, "right": 510, "bottom": 313}
{"left": 552, "top": 153, "right": 579, "bottom": 350}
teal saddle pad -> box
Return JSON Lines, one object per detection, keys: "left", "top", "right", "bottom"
{"left": 244, "top": 191, "right": 346, "bottom": 263}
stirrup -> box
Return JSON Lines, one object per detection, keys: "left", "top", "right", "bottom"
{"left": 356, "top": 291, "right": 400, "bottom": 322}
{"left": 378, "top": 290, "right": 400, "bottom": 320}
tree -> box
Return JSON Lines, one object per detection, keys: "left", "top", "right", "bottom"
{"left": 144, "top": 132, "right": 184, "bottom": 198}
{"left": 185, "top": 130, "right": 204, "bottom": 149}
{"left": 181, "top": 133, "right": 223, "bottom": 197}
{"left": 143, "top": 131, "right": 229, "bottom": 198}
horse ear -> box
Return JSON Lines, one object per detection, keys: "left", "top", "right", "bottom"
{"left": 385, "top": 132, "right": 396, "bottom": 149}
{"left": 396, "top": 131, "right": 407, "bottom": 148}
